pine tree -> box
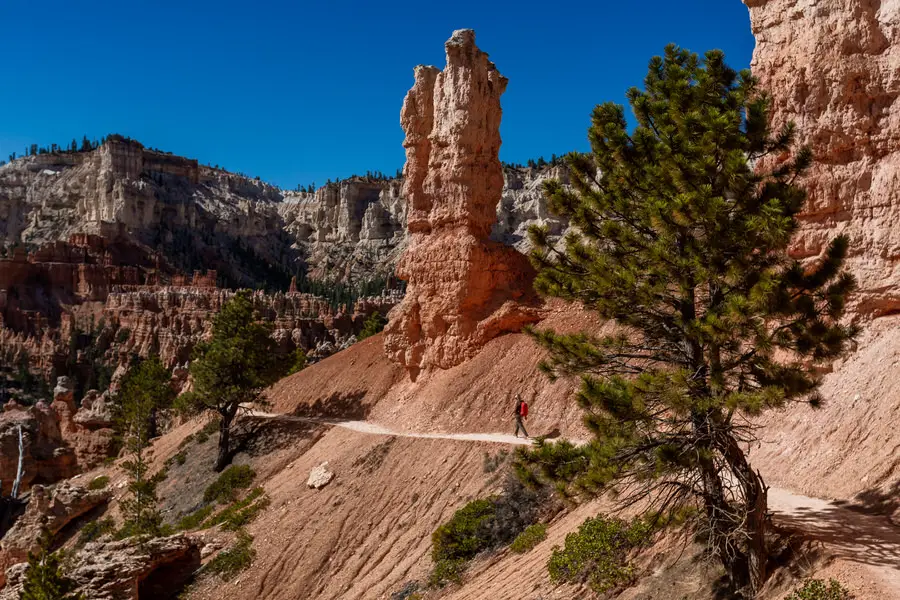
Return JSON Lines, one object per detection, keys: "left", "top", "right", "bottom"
{"left": 521, "top": 46, "right": 855, "bottom": 597}
{"left": 116, "top": 356, "right": 173, "bottom": 538}
{"left": 178, "top": 292, "right": 279, "bottom": 471}
{"left": 358, "top": 312, "right": 388, "bottom": 341}
{"left": 20, "top": 529, "right": 84, "bottom": 600}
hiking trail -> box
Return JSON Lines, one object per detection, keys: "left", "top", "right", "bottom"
{"left": 247, "top": 410, "right": 900, "bottom": 595}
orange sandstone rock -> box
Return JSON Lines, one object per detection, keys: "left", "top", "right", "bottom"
{"left": 384, "top": 30, "right": 540, "bottom": 377}
{"left": 745, "top": 0, "right": 900, "bottom": 317}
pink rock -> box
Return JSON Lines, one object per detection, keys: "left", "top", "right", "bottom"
{"left": 745, "top": 0, "right": 900, "bottom": 318}
{"left": 384, "top": 30, "right": 540, "bottom": 378}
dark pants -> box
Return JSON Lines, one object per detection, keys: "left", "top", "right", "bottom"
{"left": 514, "top": 415, "right": 529, "bottom": 438}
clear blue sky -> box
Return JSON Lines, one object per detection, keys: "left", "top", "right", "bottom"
{"left": 0, "top": 1, "right": 754, "bottom": 189}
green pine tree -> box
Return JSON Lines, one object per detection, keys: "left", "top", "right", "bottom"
{"left": 520, "top": 46, "right": 856, "bottom": 597}
{"left": 116, "top": 356, "right": 173, "bottom": 538}
{"left": 358, "top": 312, "right": 388, "bottom": 341}
{"left": 20, "top": 530, "right": 84, "bottom": 600}
{"left": 177, "top": 292, "right": 279, "bottom": 471}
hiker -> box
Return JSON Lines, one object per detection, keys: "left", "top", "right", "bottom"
{"left": 513, "top": 394, "right": 529, "bottom": 438}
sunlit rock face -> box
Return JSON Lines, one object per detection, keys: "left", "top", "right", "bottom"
{"left": 745, "top": 0, "right": 900, "bottom": 317}
{"left": 384, "top": 30, "right": 541, "bottom": 378}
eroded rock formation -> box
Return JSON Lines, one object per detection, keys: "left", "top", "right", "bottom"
{"left": 0, "top": 377, "right": 119, "bottom": 497}
{"left": 0, "top": 403, "right": 78, "bottom": 498}
{"left": 0, "top": 534, "right": 200, "bottom": 600}
{"left": 0, "top": 480, "right": 110, "bottom": 588}
{"left": 0, "top": 231, "right": 401, "bottom": 394}
{"left": 384, "top": 30, "right": 541, "bottom": 376}
{"left": 745, "top": 0, "right": 900, "bottom": 317}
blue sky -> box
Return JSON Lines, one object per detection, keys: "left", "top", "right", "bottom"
{"left": 0, "top": 1, "right": 754, "bottom": 189}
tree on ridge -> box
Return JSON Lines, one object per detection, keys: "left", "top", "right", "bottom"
{"left": 179, "top": 291, "right": 280, "bottom": 471}
{"left": 519, "top": 45, "right": 856, "bottom": 597}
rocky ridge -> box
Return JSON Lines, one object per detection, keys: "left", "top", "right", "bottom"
{"left": 0, "top": 137, "right": 567, "bottom": 289}
{"left": 0, "top": 231, "right": 400, "bottom": 392}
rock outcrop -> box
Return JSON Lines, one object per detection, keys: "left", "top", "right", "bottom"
{"left": 0, "top": 376, "right": 121, "bottom": 498}
{"left": 744, "top": 0, "right": 900, "bottom": 318}
{"left": 0, "top": 480, "right": 110, "bottom": 588}
{"left": 383, "top": 30, "right": 541, "bottom": 377}
{"left": 50, "top": 378, "right": 117, "bottom": 470}
{"left": 0, "top": 534, "right": 200, "bottom": 600}
{"left": 0, "top": 403, "right": 78, "bottom": 498}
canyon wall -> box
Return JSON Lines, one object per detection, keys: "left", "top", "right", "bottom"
{"left": 745, "top": 0, "right": 900, "bottom": 317}
{"left": 383, "top": 30, "right": 541, "bottom": 378}
{"left": 0, "top": 140, "right": 566, "bottom": 289}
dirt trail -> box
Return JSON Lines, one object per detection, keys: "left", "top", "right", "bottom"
{"left": 248, "top": 411, "right": 900, "bottom": 596}
{"left": 248, "top": 411, "right": 536, "bottom": 446}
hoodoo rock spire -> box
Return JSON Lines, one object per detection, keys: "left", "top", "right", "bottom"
{"left": 384, "top": 29, "right": 540, "bottom": 378}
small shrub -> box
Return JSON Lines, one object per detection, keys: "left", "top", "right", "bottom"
{"left": 204, "top": 465, "right": 255, "bottom": 504}
{"left": 77, "top": 517, "right": 115, "bottom": 547}
{"left": 175, "top": 451, "right": 187, "bottom": 465}
{"left": 785, "top": 579, "right": 853, "bottom": 600}
{"left": 205, "top": 488, "right": 270, "bottom": 531}
{"left": 510, "top": 523, "right": 547, "bottom": 553}
{"left": 176, "top": 505, "right": 216, "bottom": 531}
{"left": 205, "top": 530, "right": 255, "bottom": 580}
{"left": 428, "top": 558, "right": 468, "bottom": 587}
{"left": 428, "top": 474, "right": 551, "bottom": 587}
{"left": 358, "top": 312, "right": 388, "bottom": 340}
{"left": 482, "top": 450, "right": 509, "bottom": 474}
{"left": 547, "top": 514, "right": 654, "bottom": 594}
{"left": 285, "top": 348, "right": 307, "bottom": 376}
{"left": 432, "top": 498, "right": 497, "bottom": 564}
{"left": 195, "top": 417, "right": 220, "bottom": 444}
{"left": 88, "top": 475, "right": 110, "bottom": 490}
{"left": 115, "top": 328, "right": 131, "bottom": 344}
{"left": 430, "top": 498, "right": 496, "bottom": 586}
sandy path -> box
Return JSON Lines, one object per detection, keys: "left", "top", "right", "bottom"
{"left": 248, "top": 411, "right": 535, "bottom": 445}
{"left": 248, "top": 411, "right": 900, "bottom": 595}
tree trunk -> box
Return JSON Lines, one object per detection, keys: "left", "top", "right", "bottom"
{"left": 214, "top": 411, "right": 233, "bottom": 472}
{"left": 721, "top": 434, "right": 769, "bottom": 596}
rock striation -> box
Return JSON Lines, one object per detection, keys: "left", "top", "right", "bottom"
{"left": 745, "top": 0, "right": 900, "bottom": 317}
{"left": 383, "top": 30, "right": 541, "bottom": 377}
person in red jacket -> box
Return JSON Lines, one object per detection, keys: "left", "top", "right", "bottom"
{"left": 513, "top": 394, "right": 529, "bottom": 438}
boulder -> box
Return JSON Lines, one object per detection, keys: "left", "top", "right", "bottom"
{"left": 307, "top": 462, "right": 335, "bottom": 490}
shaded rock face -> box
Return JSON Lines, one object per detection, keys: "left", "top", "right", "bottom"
{"left": 0, "top": 480, "right": 110, "bottom": 588}
{"left": 0, "top": 377, "right": 121, "bottom": 497}
{"left": 745, "top": 0, "right": 900, "bottom": 317}
{"left": 384, "top": 30, "right": 541, "bottom": 377}
{"left": 0, "top": 534, "right": 200, "bottom": 600}
{"left": 0, "top": 405, "right": 78, "bottom": 498}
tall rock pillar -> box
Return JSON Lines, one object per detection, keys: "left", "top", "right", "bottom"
{"left": 384, "top": 29, "right": 540, "bottom": 378}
